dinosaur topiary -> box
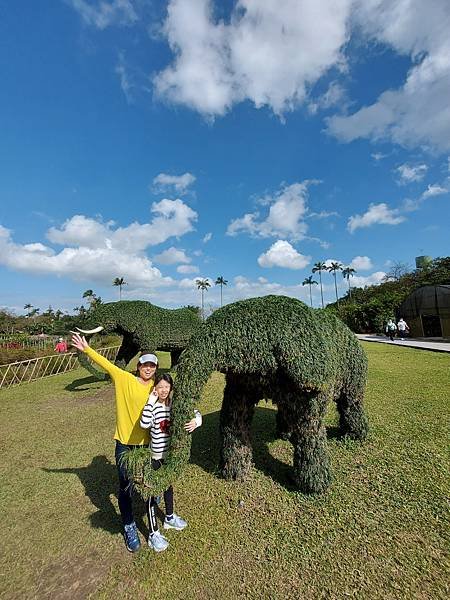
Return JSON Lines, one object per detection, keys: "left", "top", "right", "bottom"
{"left": 77, "top": 300, "right": 201, "bottom": 379}
{"left": 125, "top": 295, "right": 368, "bottom": 497}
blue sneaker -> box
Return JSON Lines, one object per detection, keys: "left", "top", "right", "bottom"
{"left": 123, "top": 522, "right": 141, "bottom": 553}
{"left": 148, "top": 530, "right": 169, "bottom": 552}
{"left": 163, "top": 513, "right": 187, "bottom": 531}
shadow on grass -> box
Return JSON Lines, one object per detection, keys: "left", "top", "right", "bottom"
{"left": 42, "top": 456, "right": 148, "bottom": 536}
{"left": 191, "top": 405, "right": 343, "bottom": 492}
{"left": 65, "top": 375, "right": 107, "bottom": 392}
{"left": 190, "top": 406, "right": 299, "bottom": 491}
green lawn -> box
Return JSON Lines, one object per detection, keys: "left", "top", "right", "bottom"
{"left": 0, "top": 344, "right": 449, "bottom": 599}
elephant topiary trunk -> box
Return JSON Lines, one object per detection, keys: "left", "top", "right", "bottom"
{"left": 127, "top": 295, "right": 368, "bottom": 498}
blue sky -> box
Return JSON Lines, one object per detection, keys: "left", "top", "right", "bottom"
{"left": 0, "top": 0, "right": 449, "bottom": 314}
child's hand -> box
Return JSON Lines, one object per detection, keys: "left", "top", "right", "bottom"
{"left": 149, "top": 389, "right": 159, "bottom": 403}
{"left": 184, "top": 418, "right": 197, "bottom": 433}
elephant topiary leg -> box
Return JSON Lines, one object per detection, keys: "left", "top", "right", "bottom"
{"left": 220, "top": 374, "right": 256, "bottom": 481}
{"left": 336, "top": 390, "right": 368, "bottom": 440}
{"left": 291, "top": 392, "right": 331, "bottom": 494}
{"left": 274, "top": 393, "right": 293, "bottom": 441}
{"left": 115, "top": 335, "right": 139, "bottom": 369}
{"left": 170, "top": 348, "right": 183, "bottom": 367}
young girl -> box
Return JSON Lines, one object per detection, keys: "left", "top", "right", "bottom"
{"left": 140, "top": 373, "right": 202, "bottom": 552}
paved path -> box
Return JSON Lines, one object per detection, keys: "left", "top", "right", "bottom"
{"left": 356, "top": 334, "right": 450, "bottom": 353}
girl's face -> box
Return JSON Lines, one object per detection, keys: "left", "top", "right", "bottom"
{"left": 138, "top": 362, "right": 157, "bottom": 382}
{"left": 155, "top": 380, "right": 172, "bottom": 401}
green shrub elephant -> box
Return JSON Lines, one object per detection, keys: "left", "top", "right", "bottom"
{"left": 127, "top": 295, "right": 368, "bottom": 497}
{"left": 77, "top": 300, "right": 201, "bottom": 379}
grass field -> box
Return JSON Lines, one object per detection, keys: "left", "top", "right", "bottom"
{"left": 0, "top": 343, "right": 449, "bottom": 599}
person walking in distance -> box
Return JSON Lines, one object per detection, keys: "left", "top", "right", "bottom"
{"left": 386, "top": 319, "right": 397, "bottom": 341}
{"left": 397, "top": 318, "right": 409, "bottom": 340}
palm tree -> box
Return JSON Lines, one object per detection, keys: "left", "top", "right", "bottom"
{"left": 312, "top": 261, "right": 326, "bottom": 308}
{"left": 215, "top": 275, "right": 228, "bottom": 307}
{"left": 302, "top": 276, "right": 318, "bottom": 308}
{"left": 196, "top": 278, "right": 211, "bottom": 320}
{"left": 24, "top": 303, "right": 33, "bottom": 318}
{"left": 328, "top": 262, "right": 343, "bottom": 304}
{"left": 113, "top": 277, "right": 127, "bottom": 300}
{"left": 82, "top": 289, "right": 95, "bottom": 304}
{"left": 342, "top": 267, "right": 356, "bottom": 299}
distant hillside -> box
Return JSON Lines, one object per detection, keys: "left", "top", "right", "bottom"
{"left": 329, "top": 257, "right": 450, "bottom": 333}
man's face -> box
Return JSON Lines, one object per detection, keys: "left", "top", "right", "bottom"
{"left": 138, "top": 361, "right": 157, "bottom": 381}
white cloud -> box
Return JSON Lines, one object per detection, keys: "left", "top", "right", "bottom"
{"left": 323, "top": 258, "right": 342, "bottom": 269}
{"left": 421, "top": 183, "right": 448, "bottom": 199}
{"left": 348, "top": 256, "right": 373, "bottom": 271}
{"left": 0, "top": 225, "right": 170, "bottom": 288}
{"left": 371, "top": 152, "right": 387, "bottom": 161}
{"left": 70, "top": 0, "right": 138, "bottom": 29}
{"left": 227, "top": 181, "right": 315, "bottom": 241}
{"left": 351, "top": 271, "right": 386, "bottom": 288}
{"left": 48, "top": 199, "right": 197, "bottom": 253}
{"left": 154, "top": 0, "right": 352, "bottom": 118}
{"left": 202, "top": 232, "right": 212, "bottom": 243}
{"left": 154, "top": 246, "right": 190, "bottom": 265}
{"left": 402, "top": 182, "right": 448, "bottom": 211}
{"left": 176, "top": 264, "right": 199, "bottom": 274}
{"left": 327, "top": 0, "right": 450, "bottom": 151}
{"left": 257, "top": 240, "right": 311, "bottom": 270}
{"left": 308, "top": 82, "right": 346, "bottom": 115}
{"left": 115, "top": 52, "right": 152, "bottom": 104}
{"left": 154, "top": 1, "right": 450, "bottom": 152}
{"left": 307, "top": 210, "right": 339, "bottom": 219}
{"left": 396, "top": 163, "right": 428, "bottom": 184}
{"left": 152, "top": 172, "right": 196, "bottom": 194}
{"left": 347, "top": 202, "right": 405, "bottom": 233}
{"left": 0, "top": 200, "right": 197, "bottom": 288}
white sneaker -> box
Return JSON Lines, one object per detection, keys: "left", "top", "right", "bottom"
{"left": 148, "top": 530, "right": 169, "bottom": 552}
{"left": 163, "top": 513, "right": 187, "bottom": 531}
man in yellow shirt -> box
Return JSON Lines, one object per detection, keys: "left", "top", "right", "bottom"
{"left": 71, "top": 332, "right": 156, "bottom": 552}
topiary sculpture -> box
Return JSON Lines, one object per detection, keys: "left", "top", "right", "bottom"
{"left": 126, "top": 295, "right": 368, "bottom": 497}
{"left": 76, "top": 300, "right": 201, "bottom": 379}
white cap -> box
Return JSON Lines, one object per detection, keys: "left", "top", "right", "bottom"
{"left": 138, "top": 353, "right": 158, "bottom": 365}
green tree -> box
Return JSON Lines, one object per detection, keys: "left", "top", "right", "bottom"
{"left": 302, "top": 276, "right": 318, "bottom": 308}
{"left": 82, "top": 289, "right": 101, "bottom": 312}
{"left": 312, "top": 261, "right": 326, "bottom": 308}
{"left": 215, "top": 275, "right": 228, "bottom": 307}
{"left": 342, "top": 267, "right": 356, "bottom": 299}
{"left": 113, "top": 277, "right": 127, "bottom": 300}
{"left": 196, "top": 278, "right": 211, "bottom": 320}
{"left": 328, "top": 262, "right": 343, "bottom": 304}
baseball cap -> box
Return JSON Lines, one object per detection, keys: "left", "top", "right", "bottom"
{"left": 138, "top": 353, "right": 158, "bottom": 365}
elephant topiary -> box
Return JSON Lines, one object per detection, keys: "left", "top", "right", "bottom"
{"left": 77, "top": 300, "right": 201, "bottom": 379}
{"left": 126, "top": 295, "right": 368, "bottom": 497}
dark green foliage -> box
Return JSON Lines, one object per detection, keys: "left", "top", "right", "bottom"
{"left": 334, "top": 256, "right": 450, "bottom": 332}
{"left": 127, "top": 295, "right": 368, "bottom": 498}
{"left": 77, "top": 300, "right": 201, "bottom": 379}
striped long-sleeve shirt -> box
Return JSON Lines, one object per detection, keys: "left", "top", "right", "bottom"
{"left": 140, "top": 400, "right": 202, "bottom": 460}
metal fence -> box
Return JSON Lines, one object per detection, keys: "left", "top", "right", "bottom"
{"left": 0, "top": 346, "right": 120, "bottom": 390}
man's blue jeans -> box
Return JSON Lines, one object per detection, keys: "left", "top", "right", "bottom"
{"left": 115, "top": 440, "right": 151, "bottom": 526}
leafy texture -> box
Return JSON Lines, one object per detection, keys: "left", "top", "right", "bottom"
{"left": 127, "top": 295, "right": 368, "bottom": 497}
{"left": 77, "top": 300, "right": 201, "bottom": 379}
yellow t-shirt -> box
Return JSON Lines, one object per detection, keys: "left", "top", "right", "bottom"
{"left": 84, "top": 347, "right": 154, "bottom": 445}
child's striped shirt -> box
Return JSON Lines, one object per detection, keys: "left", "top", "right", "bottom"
{"left": 140, "top": 400, "right": 202, "bottom": 460}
